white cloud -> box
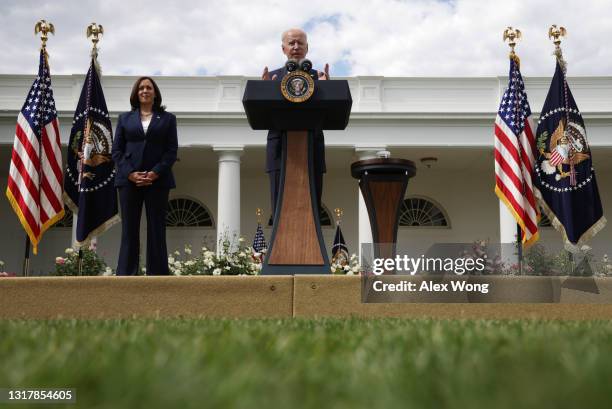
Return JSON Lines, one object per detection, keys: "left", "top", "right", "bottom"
{"left": 0, "top": 0, "right": 610, "bottom": 77}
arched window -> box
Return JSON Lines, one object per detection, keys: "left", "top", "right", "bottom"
{"left": 268, "top": 203, "right": 333, "bottom": 227}
{"left": 54, "top": 207, "right": 73, "bottom": 228}
{"left": 399, "top": 196, "right": 449, "bottom": 228}
{"left": 166, "top": 197, "right": 214, "bottom": 228}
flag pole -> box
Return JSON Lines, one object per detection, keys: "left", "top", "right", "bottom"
{"left": 75, "top": 23, "right": 105, "bottom": 274}
{"left": 22, "top": 235, "right": 31, "bottom": 277}
{"left": 33, "top": 20, "right": 54, "bottom": 264}
{"left": 516, "top": 224, "right": 523, "bottom": 275}
{"left": 504, "top": 27, "right": 526, "bottom": 273}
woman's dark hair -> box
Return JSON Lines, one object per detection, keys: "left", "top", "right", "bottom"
{"left": 129, "top": 76, "right": 166, "bottom": 112}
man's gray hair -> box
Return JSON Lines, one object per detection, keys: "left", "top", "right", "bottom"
{"left": 281, "top": 28, "right": 307, "bottom": 43}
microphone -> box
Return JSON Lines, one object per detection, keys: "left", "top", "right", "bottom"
{"left": 285, "top": 59, "right": 299, "bottom": 72}
{"left": 299, "top": 59, "right": 312, "bottom": 72}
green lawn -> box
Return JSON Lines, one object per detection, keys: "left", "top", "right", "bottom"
{"left": 1, "top": 318, "right": 612, "bottom": 409}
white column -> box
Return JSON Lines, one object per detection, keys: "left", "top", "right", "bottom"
{"left": 214, "top": 145, "right": 243, "bottom": 253}
{"left": 354, "top": 146, "right": 387, "bottom": 261}
{"left": 71, "top": 214, "right": 78, "bottom": 248}
{"left": 499, "top": 201, "right": 518, "bottom": 264}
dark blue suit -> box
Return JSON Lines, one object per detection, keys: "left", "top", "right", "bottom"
{"left": 266, "top": 67, "right": 326, "bottom": 216}
{"left": 112, "top": 110, "right": 178, "bottom": 275}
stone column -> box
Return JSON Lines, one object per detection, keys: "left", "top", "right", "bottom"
{"left": 213, "top": 145, "right": 244, "bottom": 253}
{"left": 499, "top": 201, "right": 519, "bottom": 266}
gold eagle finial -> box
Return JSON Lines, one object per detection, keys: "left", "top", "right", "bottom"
{"left": 86, "top": 23, "right": 104, "bottom": 48}
{"left": 503, "top": 27, "right": 521, "bottom": 65}
{"left": 548, "top": 25, "right": 567, "bottom": 47}
{"left": 86, "top": 23, "right": 104, "bottom": 60}
{"left": 34, "top": 20, "right": 55, "bottom": 50}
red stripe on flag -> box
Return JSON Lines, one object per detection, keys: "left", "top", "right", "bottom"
{"left": 40, "top": 175, "right": 63, "bottom": 214}
{"left": 7, "top": 176, "right": 41, "bottom": 237}
{"left": 15, "top": 124, "right": 40, "bottom": 172}
{"left": 495, "top": 175, "right": 538, "bottom": 235}
{"left": 494, "top": 149, "right": 524, "bottom": 194}
{"left": 494, "top": 124, "right": 521, "bottom": 165}
{"left": 10, "top": 147, "right": 40, "bottom": 205}
{"left": 41, "top": 124, "right": 63, "bottom": 184}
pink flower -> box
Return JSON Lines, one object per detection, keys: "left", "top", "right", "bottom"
{"left": 0, "top": 272, "right": 16, "bottom": 277}
{"left": 55, "top": 257, "right": 65, "bottom": 265}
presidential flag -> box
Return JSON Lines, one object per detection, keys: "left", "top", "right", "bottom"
{"left": 6, "top": 50, "right": 64, "bottom": 254}
{"left": 331, "top": 223, "right": 349, "bottom": 266}
{"left": 63, "top": 57, "right": 119, "bottom": 247}
{"left": 533, "top": 54, "right": 606, "bottom": 251}
{"left": 494, "top": 55, "right": 539, "bottom": 247}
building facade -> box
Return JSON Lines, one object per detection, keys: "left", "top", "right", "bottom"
{"left": 1, "top": 74, "right": 611, "bottom": 273}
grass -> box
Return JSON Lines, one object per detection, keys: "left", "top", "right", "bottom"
{"left": 1, "top": 318, "right": 612, "bottom": 409}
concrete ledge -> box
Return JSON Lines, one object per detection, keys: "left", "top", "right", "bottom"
{"left": 2, "top": 275, "right": 612, "bottom": 319}
{"left": 294, "top": 276, "right": 612, "bottom": 319}
{"left": 0, "top": 276, "right": 293, "bottom": 319}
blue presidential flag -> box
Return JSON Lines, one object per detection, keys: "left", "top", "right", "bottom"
{"left": 63, "top": 58, "right": 119, "bottom": 246}
{"left": 331, "top": 223, "right": 349, "bottom": 266}
{"left": 533, "top": 58, "right": 606, "bottom": 251}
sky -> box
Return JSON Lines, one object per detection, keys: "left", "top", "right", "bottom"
{"left": 1, "top": 0, "right": 611, "bottom": 78}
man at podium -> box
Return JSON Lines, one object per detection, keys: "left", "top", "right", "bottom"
{"left": 262, "top": 28, "right": 330, "bottom": 218}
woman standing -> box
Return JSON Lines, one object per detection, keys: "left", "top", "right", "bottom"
{"left": 112, "top": 77, "right": 178, "bottom": 275}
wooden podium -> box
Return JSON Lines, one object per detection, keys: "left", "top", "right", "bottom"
{"left": 351, "top": 158, "right": 416, "bottom": 265}
{"left": 243, "top": 80, "right": 352, "bottom": 274}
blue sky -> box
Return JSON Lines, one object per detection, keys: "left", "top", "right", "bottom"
{"left": 1, "top": 0, "right": 611, "bottom": 77}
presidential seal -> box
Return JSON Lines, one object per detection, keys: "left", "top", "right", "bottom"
{"left": 281, "top": 70, "right": 314, "bottom": 103}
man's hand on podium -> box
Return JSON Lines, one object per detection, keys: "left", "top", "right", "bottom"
{"left": 262, "top": 67, "right": 278, "bottom": 81}
{"left": 318, "top": 63, "right": 330, "bottom": 80}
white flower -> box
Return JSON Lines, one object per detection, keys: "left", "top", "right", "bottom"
{"left": 213, "top": 268, "right": 221, "bottom": 276}
{"left": 184, "top": 247, "right": 192, "bottom": 255}
{"left": 239, "top": 252, "right": 246, "bottom": 258}
{"left": 238, "top": 237, "right": 245, "bottom": 242}
{"left": 185, "top": 260, "right": 195, "bottom": 266}
{"left": 352, "top": 266, "right": 360, "bottom": 273}
{"left": 65, "top": 248, "right": 75, "bottom": 254}
{"left": 174, "top": 250, "right": 181, "bottom": 256}
{"left": 168, "top": 257, "right": 175, "bottom": 264}
{"left": 581, "top": 245, "right": 592, "bottom": 252}
{"left": 141, "top": 267, "right": 147, "bottom": 274}
{"left": 224, "top": 266, "right": 231, "bottom": 270}
{"left": 174, "top": 261, "right": 182, "bottom": 268}
{"left": 103, "top": 267, "right": 113, "bottom": 276}
{"left": 0, "top": 260, "right": 4, "bottom": 267}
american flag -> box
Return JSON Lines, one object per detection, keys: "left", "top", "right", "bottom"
{"left": 494, "top": 56, "right": 539, "bottom": 247}
{"left": 5, "top": 50, "right": 64, "bottom": 254}
{"left": 252, "top": 222, "right": 267, "bottom": 262}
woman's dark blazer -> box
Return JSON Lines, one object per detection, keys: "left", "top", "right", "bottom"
{"left": 111, "top": 110, "right": 178, "bottom": 189}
